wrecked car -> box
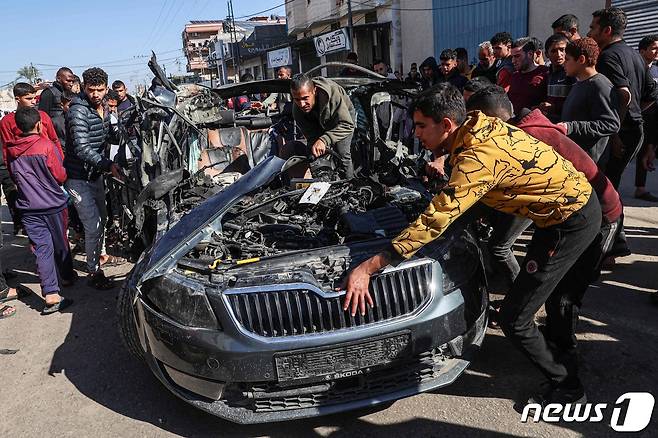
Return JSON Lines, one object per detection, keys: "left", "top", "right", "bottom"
{"left": 117, "top": 68, "right": 488, "bottom": 423}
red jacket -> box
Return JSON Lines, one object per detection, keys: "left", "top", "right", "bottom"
{"left": 6, "top": 133, "right": 68, "bottom": 214}
{"left": 514, "top": 109, "right": 622, "bottom": 224}
{"left": 0, "top": 110, "right": 63, "bottom": 164}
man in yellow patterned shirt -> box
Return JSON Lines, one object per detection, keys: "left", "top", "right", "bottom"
{"left": 342, "top": 83, "right": 601, "bottom": 406}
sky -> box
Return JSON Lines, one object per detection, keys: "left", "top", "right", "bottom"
{"left": 0, "top": 0, "right": 286, "bottom": 92}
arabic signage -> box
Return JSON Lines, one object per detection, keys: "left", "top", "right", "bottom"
{"left": 267, "top": 47, "right": 292, "bottom": 68}
{"left": 314, "top": 28, "right": 351, "bottom": 57}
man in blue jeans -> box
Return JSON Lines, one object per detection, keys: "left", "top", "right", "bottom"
{"left": 64, "top": 67, "right": 124, "bottom": 289}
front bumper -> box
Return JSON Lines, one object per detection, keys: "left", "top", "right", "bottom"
{"left": 131, "top": 269, "right": 488, "bottom": 423}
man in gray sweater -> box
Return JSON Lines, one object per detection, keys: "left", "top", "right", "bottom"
{"left": 560, "top": 38, "right": 620, "bottom": 168}
{"left": 290, "top": 74, "right": 356, "bottom": 178}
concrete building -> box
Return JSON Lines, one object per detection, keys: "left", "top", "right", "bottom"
{"left": 182, "top": 21, "right": 222, "bottom": 78}
{"left": 285, "top": 0, "right": 394, "bottom": 74}
{"left": 182, "top": 16, "right": 285, "bottom": 82}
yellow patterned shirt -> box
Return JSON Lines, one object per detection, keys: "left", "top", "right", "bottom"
{"left": 391, "top": 112, "right": 592, "bottom": 259}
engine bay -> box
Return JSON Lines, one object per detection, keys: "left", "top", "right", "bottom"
{"left": 186, "top": 175, "right": 432, "bottom": 266}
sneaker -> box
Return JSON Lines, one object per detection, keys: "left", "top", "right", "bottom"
{"left": 528, "top": 380, "right": 587, "bottom": 407}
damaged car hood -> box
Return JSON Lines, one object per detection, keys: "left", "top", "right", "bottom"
{"left": 139, "top": 155, "right": 287, "bottom": 283}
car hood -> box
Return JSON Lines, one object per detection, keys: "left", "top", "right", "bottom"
{"left": 140, "top": 155, "right": 287, "bottom": 283}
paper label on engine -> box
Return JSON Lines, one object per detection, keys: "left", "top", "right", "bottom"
{"left": 299, "top": 182, "right": 331, "bottom": 204}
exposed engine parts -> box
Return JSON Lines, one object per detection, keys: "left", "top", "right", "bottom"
{"left": 188, "top": 177, "right": 431, "bottom": 265}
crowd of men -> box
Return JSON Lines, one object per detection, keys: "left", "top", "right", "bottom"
{"left": 0, "top": 68, "right": 133, "bottom": 316}
{"left": 0, "top": 5, "right": 656, "bottom": 412}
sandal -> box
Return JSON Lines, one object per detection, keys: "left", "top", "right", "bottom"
{"left": 100, "top": 255, "right": 126, "bottom": 268}
{"left": 0, "top": 305, "right": 16, "bottom": 319}
{"left": 41, "top": 298, "right": 73, "bottom": 315}
{"left": 87, "top": 272, "right": 115, "bottom": 290}
{"left": 0, "top": 286, "right": 30, "bottom": 304}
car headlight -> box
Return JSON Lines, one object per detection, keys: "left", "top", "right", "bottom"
{"left": 421, "top": 232, "right": 481, "bottom": 294}
{"left": 140, "top": 274, "right": 219, "bottom": 329}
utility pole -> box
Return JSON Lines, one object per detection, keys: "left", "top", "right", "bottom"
{"left": 347, "top": 0, "right": 354, "bottom": 50}
{"left": 391, "top": 0, "right": 402, "bottom": 75}
{"left": 228, "top": 0, "right": 241, "bottom": 80}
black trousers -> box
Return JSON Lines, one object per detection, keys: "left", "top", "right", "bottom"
{"left": 499, "top": 194, "right": 602, "bottom": 386}
{"left": 605, "top": 125, "right": 644, "bottom": 190}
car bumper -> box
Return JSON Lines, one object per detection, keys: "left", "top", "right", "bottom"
{"left": 132, "top": 277, "right": 487, "bottom": 423}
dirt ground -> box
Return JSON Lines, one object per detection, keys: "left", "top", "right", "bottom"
{"left": 1, "top": 165, "right": 657, "bottom": 438}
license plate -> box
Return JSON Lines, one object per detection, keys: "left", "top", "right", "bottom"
{"left": 274, "top": 332, "right": 411, "bottom": 386}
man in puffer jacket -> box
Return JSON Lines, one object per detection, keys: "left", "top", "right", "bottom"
{"left": 64, "top": 67, "right": 122, "bottom": 289}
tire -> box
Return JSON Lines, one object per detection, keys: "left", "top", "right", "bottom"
{"left": 117, "top": 278, "right": 145, "bottom": 361}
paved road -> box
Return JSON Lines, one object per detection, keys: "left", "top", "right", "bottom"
{"left": 1, "top": 164, "right": 656, "bottom": 437}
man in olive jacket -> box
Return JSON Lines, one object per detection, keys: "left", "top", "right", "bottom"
{"left": 291, "top": 74, "right": 356, "bottom": 178}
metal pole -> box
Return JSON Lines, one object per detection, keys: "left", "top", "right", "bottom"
{"left": 391, "top": 0, "right": 402, "bottom": 75}
{"left": 229, "top": 0, "right": 241, "bottom": 79}
{"left": 347, "top": 0, "right": 355, "bottom": 50}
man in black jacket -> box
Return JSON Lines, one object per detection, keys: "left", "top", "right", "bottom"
{"left": 64, "top": 67, "right": 122, "bottom": 289}
{"left": 39, "top": 67, "right": 75, "bottom": 145}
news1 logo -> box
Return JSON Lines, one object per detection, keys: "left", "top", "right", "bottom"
{"left": 521, "top": 392, "right": 655, "bottom": 432}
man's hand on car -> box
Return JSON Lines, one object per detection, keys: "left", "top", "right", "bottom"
{"left": 311, "top": 139, "right": 327, "bottom": 158}
{"left": 340, "top": 252, "right": 390, "bottom": 316}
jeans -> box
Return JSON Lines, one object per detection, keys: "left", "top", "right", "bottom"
{"left": 21, "top": 209, "right": 75, "bottom": 296}
{"left": 499, "top": 194, "right": 602, "bottom": 386}
{"left": 0, "top": 200, "right": 7, "bottom": 292}
{"left": 332, "top": 132, "right": 355, "bottom": 179}
{"left": 488, "top": 212, "right": 532, "bottom": 291}
{"left": 65, "top": 178, "right": 107, "bottom": 273}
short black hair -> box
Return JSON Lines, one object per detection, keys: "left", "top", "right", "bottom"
{"left": 112, "top": 80, "right": 126, "bottom": 89}
{"left": 106, "top": 89, "right": 120, "bottom": 102}
{"left": 13, "top": 82, "right": 36, "bottom": 97}
{"left": 82, "top": 67, "right": 108, "bottom": 87}
{"left": 373, "top": 58, "right": 386, "bottom": 66}
{"left": 240, "top": 72, "right": 254, "bottom": 82}
{"left": 276, "top": 65, "right": 292, "bottom": 74}
{"left": 552, "top": 14, "right": 579, "bottom": 31}
{"left": 290, "top": 73, "right": 314, "bottom": 91}
{"left": 513, "top": 37, "right": 540, "bottom": 53}
{"left": 545, "top": 34, "right": 569, "bottom": 51}
{"left": 346, "top": 52, "right": 358, "bottom": 61}
{"left": 61, "top": 90, "right": 76, "bottom": 103}
{"left": 439, "top": 49, "right": 456, "bottom": 61}
{"left": 15, "top": 106, "right": 41, "bottom": 133}
{"left": 592, "top": 8, "right": 627, "bottom": 37}
{"left": 465, "top": 85, "right": 513, "bottom": 120}
{"left": 639, "top": 35, "right": 658, "bottom": 51}
{"left": 455, "top": 47, "right": 468, "bottom": 61}
{"left": 56, "top": 67, "right": 73, "bottom": 77}
{"left": 464, "top": 76, "right": 492, "bottom": 93}
{"left": 410, "top": 82, "right": 466, "bottom": 125}
{"left": 490, "top": 32, "right": 512, "bottom": 46}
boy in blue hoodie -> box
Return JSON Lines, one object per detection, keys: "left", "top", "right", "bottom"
{"left": 6, "top": 107, "right": 75, "bottom": 314}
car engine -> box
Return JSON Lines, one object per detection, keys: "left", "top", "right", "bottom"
{"left": 188, "top": 176, "right": 431, "bottom": 265}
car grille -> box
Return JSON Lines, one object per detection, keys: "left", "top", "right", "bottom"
{"left": 225, "top": 261, "right": 434, "bottom": 337}
{"left": 228, "top": 346, "right": 451, "bottom": 413}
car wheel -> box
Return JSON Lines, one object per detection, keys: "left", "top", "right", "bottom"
{"left": 117, "top": 278, "right": 145, "bottom": 361}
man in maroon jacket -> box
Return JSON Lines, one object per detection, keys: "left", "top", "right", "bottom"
{"left": 6, "top": 107, "right": 75, "bottom": 315}
{"left": 0, "top": 83, "right": 63, "bottom": 158}
{"left": 466, "top": 85, "right": 623, "bottom": 402}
